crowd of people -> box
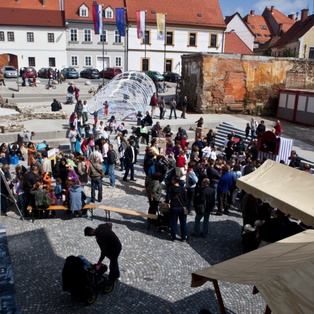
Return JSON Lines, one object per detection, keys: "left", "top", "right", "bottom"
{"left": 0, "top": 107, "right": 312, "bottom": 252}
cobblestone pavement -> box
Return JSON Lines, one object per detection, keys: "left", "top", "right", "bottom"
{"left": 2, "top": 153, "right": 265, "bottom": 314}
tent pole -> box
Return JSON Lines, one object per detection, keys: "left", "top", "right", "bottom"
{"left": 213, "top": 280, "right": 226, "bottom": 314}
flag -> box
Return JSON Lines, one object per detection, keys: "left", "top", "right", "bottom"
{"left": 156, "top": 13, "right": 165, "bottom": 40}
{"left": 115, "top": 8, "right": 125, "bottom": 37}
{"left": 92, "top": 4, "right": 103, "bottom": 35}
{"left": 136, "top": 11, "right": 145, "bottom": 39}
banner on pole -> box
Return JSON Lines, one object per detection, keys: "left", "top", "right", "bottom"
{"left": 115, "top": 8, "right": 125, "bottom": 37}
{"left": 92, "top": 4, "right": 103, "bottom": 35}
{"left": 156, "top": 13, "right": 165, "bottom": 40}
{"left": 136, "top": 11, "right": 146, "bottom": 39}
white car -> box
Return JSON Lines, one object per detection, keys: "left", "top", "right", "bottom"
{"left": 1, "top": 66, "right": 18, "bottom": 78}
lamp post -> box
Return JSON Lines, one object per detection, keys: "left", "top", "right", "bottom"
{"left": 163, "top": 13, "right": 167, "bottom": 90}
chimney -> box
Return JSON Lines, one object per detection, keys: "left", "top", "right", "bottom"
{"left": 278, "top": 23, "right": 283, "bottom": 35}
{"left": 42, "top": 0, "right": 46, "bottom": 7}
{"left": 271, "top": 6, "right": 274, "bottom": 13}
{"left": 288, "top": 14, "right": 295, "bottom": 20}
{"left": 15, "top": 0, "right": 20, "bottom": 2}
{"left": 250, "top": 10, "right": 255, "bottom": 16}
{"left": 301, "top": 9, "right": 309, "bottom": 23}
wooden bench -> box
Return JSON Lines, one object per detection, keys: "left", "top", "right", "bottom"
{"left": 98, "top": 205, "right": 158, "bottom": 221}
{"left": 27, "top": 204, "right": 96, "bottom": 222}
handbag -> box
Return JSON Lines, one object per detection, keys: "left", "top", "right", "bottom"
{"left": 175, "top": 194, "right": 188, "bottom": 215}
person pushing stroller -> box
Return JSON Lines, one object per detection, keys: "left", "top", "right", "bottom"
{"left": 84, "top": 222, "right": 122, "bottom": 290}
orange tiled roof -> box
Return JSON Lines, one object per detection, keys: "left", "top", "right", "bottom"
{"left": 125, "top": 0, "right": 225, "bottom": 28}
{"left": 243, "top": 13, "right": 271, "bottom": 44}
{"left": 64, "top": 0, "right": 125, "bottom": 22}
{"left": 224, "top": 32, "right": 254, "bottom": 55}
{"left": 263, "top": 6, "right": 296, "bottom": 33}
{"left": 0, "top": 8, "right": 64, "bottom": 27}
{"left": 0, "top": 0, "right": 60, "bottom": 10}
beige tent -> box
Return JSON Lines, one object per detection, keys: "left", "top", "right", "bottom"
{"left": 236, "top": 159, "right": 314, "bottom": 228}
{"left": 191, "top": 160, "right": 314, "bottom": 313}
{"left": 192, "top": 230, "right": 314, "bottom": 313}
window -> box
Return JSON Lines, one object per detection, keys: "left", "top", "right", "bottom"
{"left": 71, "top": 56, "right": 78, "bottom": 66}
{"left": 85, "top": 56, "right": 92, "bottom": 66}
{"left": 188, "top": 32, "right": 197, "bottom": 47}
{"left": 251, "top": 25, "right": 255, "bottom": 29}
{"left": 70, "top": 29, "right": 78, "bottom": 42}
{"left": 309, "top": 47, "right": 314, "bottom": 59}
{"left": 49, "top": 58, "right": 56, "bottom": 67}
{"left": 7, "top": 32, "right": 14, "bottom": 42}
{"left": 260, "top": 25, "right": 267, "bottom": 30}
{"left": 166, "top": 31, "right": 174, "bottom": 46}
{"left": 165, "top": 59, "right": 172, "bottom": 72}
{"left": 84, "top": 30, "right": 92, "bottom": 42}
{"left": 115, "top": 57, "right": 122, "bottom": 67}
{"left": 48, "top": 33, "right": 54, "bottom": 42}
{"left": 100, "top": 30, "right": 107, "bottom": 42}
{"left": 79, "top": 4, "right": 88, "bottom": 17}
{"left": 114, "top": 30, "right": 121, "bottom": 43}
{"left": 0, "top": 32, "right": 4, "bottom": 41}
{"left": 141, "top": 58, "right": 149, "bottom": 72}
{"left": 27, "top": 32, "right": 34, "bottom": 42}
{"left": 28, "top": 57, "right": 35, "bottom": 67}
{"left": 143, "top": 30, "right": 151, "bottom": 45}
{"left": 210, "top": 34, "right": 217, "bottom": 47}
{"left": 105, "top": 7, "right": 113, "bottom": 19}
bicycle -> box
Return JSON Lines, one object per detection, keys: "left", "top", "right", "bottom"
{"left": 157, "top": 83, "right": 168, "bottom": 94}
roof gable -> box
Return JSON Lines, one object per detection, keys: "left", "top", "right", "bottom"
{"left": 224, "top": 32, "right": 254, "bottom": 55}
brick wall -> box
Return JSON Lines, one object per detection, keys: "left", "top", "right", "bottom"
{"left": 181, "top": 53, "right": 314, "bottom": 114}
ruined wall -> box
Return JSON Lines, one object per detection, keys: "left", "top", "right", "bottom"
{"left": 181, "top": 53, "right": 314, "bottom": 114}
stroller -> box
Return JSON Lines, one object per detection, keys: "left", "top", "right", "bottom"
{"left": 156, "top": 202, "right": 171, "bottom": 232}
{"left": 66, "top": 93, "right": 73, "bottom": 104}
{"left": 62, "top": 255, "right": 113, "bottom": 305}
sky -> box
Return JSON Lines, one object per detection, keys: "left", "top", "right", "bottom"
{"left": 219, "top": 0, "right": 314, "bottom": 18}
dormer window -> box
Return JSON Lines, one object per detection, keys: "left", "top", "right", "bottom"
{"left": 260, "top": 25, "right": 267, "bottom": 30}
{"left": 105, "top": 7, "right": 113, "bottom": 19}
{"left": 79, "top": 4, "right": 89, "bottom": 18}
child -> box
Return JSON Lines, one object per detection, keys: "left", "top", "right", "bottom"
{"left": 245, "top": 123, "right": 251, "bottom": 140}
{"left": 136, "top": 111, "right": 143, "bottom": 126}
{"left": 47, "top": 186, "right": 56, "bottom": 218}
{"left": 55, "top": 178, "right": 63, "bottom": 205}
{"left": 30, "top": 181, "right": 48, "bottom": 218}
{"left": 42, "top": 172, "right": 52, "bottom": 191}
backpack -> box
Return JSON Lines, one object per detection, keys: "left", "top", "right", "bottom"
{"left": 113, "top": 150, "right": 120, "bottom": 166}
{"left": 147, "top": 162, "right": 156, "bottom": 177}
{"left": 43, "top": 193, "right": 52, "bottom": 208}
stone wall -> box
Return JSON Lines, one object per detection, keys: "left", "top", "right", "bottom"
{"left": 181, "top": 53, "right": 314, "bottom": 114}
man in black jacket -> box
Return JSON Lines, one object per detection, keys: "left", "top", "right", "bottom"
{"left": 107, "top": 144, "right": 116, "bottom": 187}
{"left": 123, "top": 140, "right": 137, "bottom": 182}
{"left": 84, "top": 223, "right": 122, "bottom": 285}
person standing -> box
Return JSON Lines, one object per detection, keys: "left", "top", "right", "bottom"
{"left": 103, "top": 101, "right": 109, "bottom": 117}
{"left": 274, "top": 120, "right": 282, "bottom": 137}
{"left": 107, "top": 144, "right": 116, "bottom": 188}
{"left": 150, "top": 92, "right": 158, "bottom": 118}
{"left": 216, "top": 166, "right": 232, "bottom": 216}
{"left": 181, "top": 95, "right": 188, "bottom": 119}
{"left": 84, "top": 222, "right": 122, "bottom": 285}
{"left": 123, "top": 140, "right": 137, "bottom": 182}
{"left": 88, "top": 156, "right": 104, "bottom": 203}
{"left": 158, "top": 96, "right": 166, "bottom": 120}
{"left": 250, "top": 118, "right": 258, "bottom": 139}
{"left": 169, "top": 97, "right": 177, "bottom": 120}
{"left": 193, "top": 178, "right": 215, "bottom": 237}
{"left": 166, "top": 176, "right": 188, "bottom": 242}
{"left": 82, "top": 100, "right": 89, "bottom": 124}
{"left": 185, "top": 162, "right": 198, "bottom": 215}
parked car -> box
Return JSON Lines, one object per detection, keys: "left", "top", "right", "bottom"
{"left": 61, "top": 68, "right": 79, "bottom": 79}
{"left": 20, "top": 67, "right": 37, "bottom": 78}
{"left": 38, "top": 67, "right": 55, "bottom": 78}
{"left": 145, "top": 70, "right": 164, "bottom": 82}
{"left": 99, "top": 67, "right": 122, "bottom": 79}
{"left": 80, "top": 68, "right": 100, "bottom": 79}
{"left": 1, "top": 66, "right": 18, "bottom": 78}
{"left": 163, "top": 72, "right": 181, "bottom": 82}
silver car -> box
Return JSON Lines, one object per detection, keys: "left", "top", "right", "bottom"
{"left": 1, "top": 66, "right": 18, "bottom": 78}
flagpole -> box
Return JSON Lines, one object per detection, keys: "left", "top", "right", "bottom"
{"left": 102, "top": 4, "right": 105, "bottom": 86}
{"left": 124, "top": 7, "right": 128, "bottom": 71}
{"left": 144, "top": 10, "right": 147, "bottom": 70}
{"left": 163, "top": 13, "right": 167, "bottom": 90}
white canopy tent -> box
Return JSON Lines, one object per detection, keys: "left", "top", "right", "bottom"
{"left": 191, "top": 160, "right": 314, "bottom": 313}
